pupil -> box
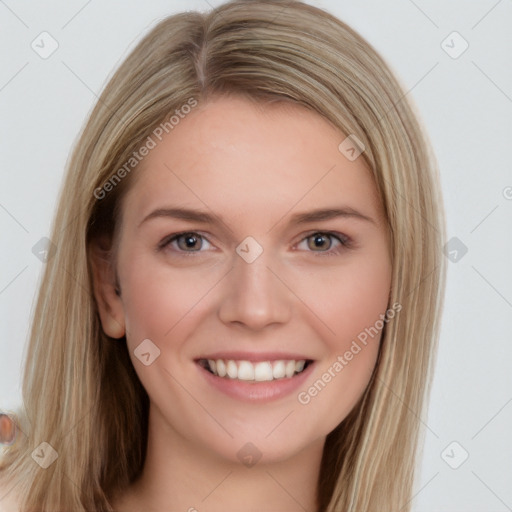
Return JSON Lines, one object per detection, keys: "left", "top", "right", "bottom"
{"left": 310, "top": 233, "right": 330, "bottom": 251}
{"left": 182, "top": 234, "right": 200, "bottom": 250}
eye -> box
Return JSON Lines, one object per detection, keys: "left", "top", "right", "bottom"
{"left": 160, "top": 232, "right": 212, "bottom": 253}
{"left": 297, "top": 232, "right": 350, "bottom": 254}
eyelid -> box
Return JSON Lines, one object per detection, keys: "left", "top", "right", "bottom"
{"left": 298, "top": 229, "right": 351, "bottom": 244}
{"left": 158, "top": 231, "right": 215, "bottom": 253}
{"left": 294, "top": 230, "right": 352, "bottom": 255}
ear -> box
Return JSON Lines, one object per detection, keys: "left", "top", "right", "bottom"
{"left": 89, "top": 236, "right": 126, "bottom": 339}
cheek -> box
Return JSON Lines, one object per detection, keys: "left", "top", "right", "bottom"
{"left": 292, "top": 261, "right": 391, "bottom": 430}
{"left": 118, "top": 250, "right": 222, "bottom": 346}
{"left": 294, "top": 252, "right": 392, "bottom": 350}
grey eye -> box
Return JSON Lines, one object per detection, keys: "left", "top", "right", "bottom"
{"left": 176, "top": 233, "right": 203, "bottom": 251}
{"left": 306, "top": 233, "right": 333, "bottom": 251}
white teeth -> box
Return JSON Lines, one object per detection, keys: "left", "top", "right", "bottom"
{"left": 203, "top": 358, "right": 309, "bottom": 381}
{"left": 295, "top": 360, "right": 305, "bottom": 372}
{"left": 285, "top": 360, "right": 296, "bottom": 378}
{"left": 216, "top": 359, "right": 226, "bottom": 377}
{"left": 237, "top": 361, "right": 255, "bottom": 381}
{"left": 272, "top": 360, "right": 286, "bottom": 379}
{"left": 254, "top": 362, "right": 273, "bottom": 381}
{"left": 226, "top": 360, "right": 238, "bottom": 379}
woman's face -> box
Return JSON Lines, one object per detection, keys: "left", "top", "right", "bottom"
{"left": 101, "top": 96, "right": 392, "bottom": 464}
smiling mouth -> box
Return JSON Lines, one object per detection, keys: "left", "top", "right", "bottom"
{"left": 197, "top": 358, "right": 313, "bottom": 381}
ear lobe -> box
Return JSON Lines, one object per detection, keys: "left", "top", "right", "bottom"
{"left": 89, "top": 237, "right": 126, "bottom": 339}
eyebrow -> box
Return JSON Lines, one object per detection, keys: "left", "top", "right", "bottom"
{"left": 288, "top": 207, "right": 375, "bottom": 225}
{"left": 139, "top": 207, "right": 222, "bottom": 228}
{"left": 138, "top": 206, "right": 376, "bottom": 228}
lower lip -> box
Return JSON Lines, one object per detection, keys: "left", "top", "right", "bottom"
{"left": 197, "top": 362, "right": 315, "bottom": 403}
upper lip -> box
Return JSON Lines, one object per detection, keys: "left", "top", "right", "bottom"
{"left": 195, "top": 352, "right": 314, "bottom": 363}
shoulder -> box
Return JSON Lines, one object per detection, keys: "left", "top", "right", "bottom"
{"left": 0, "top": 477, "right": 20, "bottom": 512}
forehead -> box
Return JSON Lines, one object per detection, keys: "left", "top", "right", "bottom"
{"left": 122, "top": 96, "right": 384, "bottom": 228}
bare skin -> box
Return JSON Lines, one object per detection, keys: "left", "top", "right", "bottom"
{"left": 92, "top": 95, "right": 392, "bottom": 511}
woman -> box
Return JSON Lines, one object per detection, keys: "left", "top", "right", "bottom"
{"left": 0, "top": 1, "right": 446, "bottom": 510}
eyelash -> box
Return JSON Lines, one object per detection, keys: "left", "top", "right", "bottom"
{"left": 158, "top": 230, "right": 352, "bottom": 257}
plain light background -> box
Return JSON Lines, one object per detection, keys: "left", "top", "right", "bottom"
{"left": 1, "top": 1, "right": 511, "bottom": 510}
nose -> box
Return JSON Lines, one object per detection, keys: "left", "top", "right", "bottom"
{"left": 217, "top": 250, "right": 292, "bottom": 331}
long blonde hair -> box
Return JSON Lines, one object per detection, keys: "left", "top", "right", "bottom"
{"left": 0, "top": 1, "right": 446, "bottom": 510}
